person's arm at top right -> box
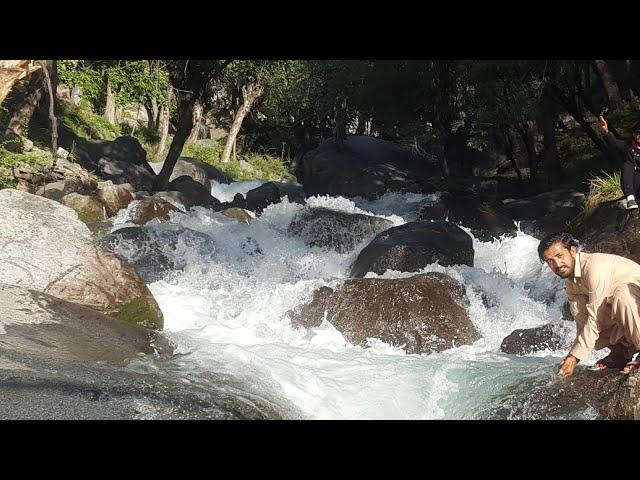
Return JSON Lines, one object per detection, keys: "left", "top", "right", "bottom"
{"left": 599, "top": 116, "right": 627, "bottom": 151}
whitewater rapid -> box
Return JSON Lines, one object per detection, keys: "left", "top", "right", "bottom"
{"left": 113, "top": 180, "right": 606, "bottom": 419}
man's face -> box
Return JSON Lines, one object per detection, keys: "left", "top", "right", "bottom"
{"left": 632, "top": 131, "right": 640, "bottom": 149}
{"left": 542, "top": 242, "right": 578, "bottom": 279}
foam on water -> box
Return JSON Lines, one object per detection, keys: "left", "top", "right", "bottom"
{"left": 124, "top": 191, "right": 593, "bottom": 419}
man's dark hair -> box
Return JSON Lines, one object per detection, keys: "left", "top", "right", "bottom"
{"left": 633, "top": 121, "right": 640, "bottom": 134}
{"left": 537, "top": 232, "right": 580, "bottom": 262}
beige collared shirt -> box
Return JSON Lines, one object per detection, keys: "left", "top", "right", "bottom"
{"left": 565, "top": 251, "right": 640, "bottom": 361}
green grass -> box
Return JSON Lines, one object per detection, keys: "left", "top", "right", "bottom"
{"left": 566, "top": 170, "right": 623, "bottom": 236}
{"left": 0, "top": 146, "right": 52, "bottom": 189}
{"left": 182, "top": 140, "right": 295, "bottom": 182}
{"left": 583, "top": 170, "right": 622, "bottom": 214}
{"left": 58, "top": 100, "right": 121, "bottom": 141}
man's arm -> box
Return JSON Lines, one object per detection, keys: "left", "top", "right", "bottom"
{"left": 599, "top": 116, "right": 628, "bottom": 152}
{"left": 566, "top": 270, "right": 609, "bottom": 364}
{"left": 558, "top": 291, "right": 590, "bottom": 376}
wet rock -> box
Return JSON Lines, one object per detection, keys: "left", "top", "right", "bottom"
{"left": 167, "top": 175, "right": 221, "bottom": 210}
{"left": 96, "top": 181, "right": 135, "bottom": 216}
{"left": 60, "top": 192, "right": 108, "bottom": 230}
{"left": 500, "top": 324, "right": 569, "bottom": 355}
{"left": 128, "top": 196, "right": 180, "bottom": 225}
{"left": 98, "top": 225, "right": 217, "bottom": 283}
{"left": 298, "top": 136, "right": 440, "bottom": 199}
{"left": 0, "top": 190, "right": 163, "bottom": 329}
{"left": 245, "top": 181, "right": 281, "bottom": 214}
{"left": 288, "top": 207, "right": 394, "bottom": 252}
{"left": 350, "top": 220, "right": 474, "bottom": 278}
{"left": 289, "top": 273, "right": 479, "bottom": 354}
{"left": 220, "top": 207, "right": 253, "bottom": 224}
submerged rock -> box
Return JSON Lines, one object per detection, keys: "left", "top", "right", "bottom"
{"left": 288, "top": 207, "right": 394, "bottom": 252}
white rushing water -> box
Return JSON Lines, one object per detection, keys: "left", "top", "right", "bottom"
{"left": 116, "top": 180, "right": 605, "bottom": 419}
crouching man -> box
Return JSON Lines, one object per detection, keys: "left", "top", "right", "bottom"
{"left": 538, "top": 232, "right": 640, "bottom": 376}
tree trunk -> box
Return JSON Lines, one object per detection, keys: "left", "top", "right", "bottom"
{"left": 157, "top": 87, "right": 174, "bottom": 161}
{"left": 550, "top": 84, "right": 617, "bottom": 167}
{"left": 541, "top": 84, "right": 563, "bottom": 186}
{"left": 593, "top": 60, "right": 623, "bottom": 110}
{"left": 144, "top": 99, "right": 158, "bottom": 131}
{"left": 155, "top": 60, "right": 231, "bottom": 189}
{"left": 39, "top": 60, "right": 58, "bottom": 166}
{"left": 187, "top": 101, "right": 203, "bottom": 143}
{"left": 3, "top": 67, "right": 45, "bottom": 141}
{"left": 155, "top": 94, "right": 196, "bottom": 190}
{"left": 516, "top": 122, "right": 538, "bottom": 183}
{"left": 501, "top": 125, "right": 524, "bottom": 189}
{"left": 104, "top": 73, "right": 116, "bottom": 125}
{"left": 334, "top": 97, "right": 347, "bottom": 152}
{"left": 220, "top": 83, "right": 264, "bottom": 164}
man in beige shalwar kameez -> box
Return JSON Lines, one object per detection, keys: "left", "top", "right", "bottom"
{"left": 538, "top": 232, "right": 640, "bottom": 377}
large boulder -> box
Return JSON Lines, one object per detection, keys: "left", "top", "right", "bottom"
{"left": 418, "top": 192, "right": 516, "bottom": 241}
{"left": 169, "top": 159, "right": 209, "bottom": 187}
{"left": 288, "top": 207, "right": 394, "bottom": 253}
{"left": 482, "top": 368, "right": 640, "bottom": 420}
{"left": 501, "top": 189, "right": 585, "bottom": 220}
{"left": 36, "top": 178, "right": 95, "bottom": 202}
{"left": 179, "top": 157, "right": 232, "bottom": 185}
{"left": 0, "top": 190, "right": 163, "bottom": 329}
{"left": 272, "top": 182, "right": 306, "bottom": 204}
{"left": 0, "top": 283, "right": 172, "bottom": 364}
{"left": 350, "top": 221, "right": 474, "bottom": 278}
{"left": 97, "top": 158, "right": 157, "bottom": 192}
{"left": 0, "top": 283, "right": 282, "bottom": 420}
{"left": 289, "top": 273, "right": 480, "bottom": 354}
{"left": 71, "top": 136, "right": 158, "bottom": 191}
{"left": 298, "top": 136, "right": 440, "bottom": 199}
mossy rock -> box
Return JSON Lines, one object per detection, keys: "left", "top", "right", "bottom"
{"left": 110, "top": 296, "right": 164, "bottom": 330}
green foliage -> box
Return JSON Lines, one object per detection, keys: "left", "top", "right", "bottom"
{"left": 556, "top": 129, "right": 606, "bottom": 191}
{"left": 566, "top": 171, "right": 623, "bottom": 236}
{"left": 0, "top": 146, "right": 52, "bottom": 189}
{"left": 0, "top": 146, "right": 52, "bottom": 168}
{"left": 182, "top": 140, "right": 294, "bottom": 182}
{"left": 119, "top": 121, "right": 160, "bottom": 145}
{"left": 108, "top": 61, "right": 170, "bottom": 107}
{"left": 584, "top": 171, "right": 622, "bottom": 213}
{"left": 111, "top": 296, "right": 163, "bottom": 329}
{"left": 606, "top": 97, "right": 640, "bottom": 138}
{"left": 58, "top": 100, "right": 121, "bottom": 140}
{"left": 58, "top": 60, "right": 106, "bottom": 109}
{"left": 58, "top": 60, "right": 171, "bottom": 112}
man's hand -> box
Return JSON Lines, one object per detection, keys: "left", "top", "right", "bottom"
{"left": 558, "top": 355, "right": 579, "bottom": 377}
{"left": 598, "top": 115, "right": 609, "bottom": 135}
